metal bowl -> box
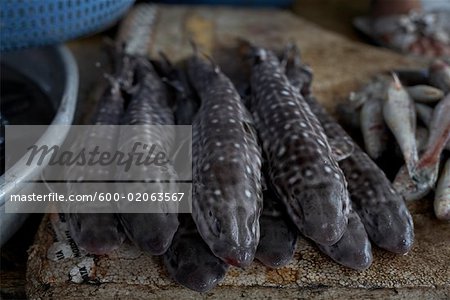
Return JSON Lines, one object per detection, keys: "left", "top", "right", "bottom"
{"left": 0, "top": 45, "right": 78, "bottom": 246}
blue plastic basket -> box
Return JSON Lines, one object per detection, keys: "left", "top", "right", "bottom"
{"left": 0, "top": 0, "right": 135, "bottom": 52}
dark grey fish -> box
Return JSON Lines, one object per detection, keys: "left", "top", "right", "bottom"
{"left": 339, "top": 148, "right": 414, "bottom": 254}
{"left": 163, "top": 214, "right": 229, "bottom": 292}
{"left": 116, "top": 57, "right": 179, "bottom": 255}
{"left": 415, "top": 103, "right": 433, "bottom": 127}
{"left": 245, "top": 44, "right": 349, "bottom": 246}
{"left": 65, "top": 68, "right": 129, "bottom": 255}
{"left": 283, "top": 45, "right": 354, "bottom": 161}
{"left": 316, "top": 206, "right": 372, "bottom": 270}
{"left": 297, "top": 86, "right": 413, "bottom": 254}
{"left": 256, "top": 181, "right": 298, "bottom": 268}
{"left": 335, "top": 103, "right": 361, "bottom": 131}
{"left": 187, "top": 52, "right": 263, "bottom": 267}
{"left": 383, "top": 73, "right": 418, "bottom": 178}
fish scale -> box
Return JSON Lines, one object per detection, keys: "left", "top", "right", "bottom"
{"left": 116, "top": 57, "right": 179, "bottom": 255}
{"left": 247, "top": 45, "right": 349, "bottom": 246}
{"left": 187, "top": 53, "right": 262, "bottom": 268}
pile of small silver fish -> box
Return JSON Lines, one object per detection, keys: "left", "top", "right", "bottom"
{"left": 338, "top": 59, "right": 450, "bottom": 221}
{"left": 64, "top": 42, "right": 418, "bottom": 292}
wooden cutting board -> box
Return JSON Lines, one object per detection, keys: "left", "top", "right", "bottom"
{"left": 26, "top": 5, "right": 450, "bottom": 299}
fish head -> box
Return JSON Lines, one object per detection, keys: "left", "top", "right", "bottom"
{"left": 119, "top": 213, "right": 179, "bottom": 255}
{"left": 194, "top": 182, "right": 262, "bottom": 268}
{"left": 357, "top": 191, "right": 414, "bottom": 254}
{"left": 67, "top": 213, "right": 125, "bottom": 255}
{"left": 165, "top": 233, "right": 229, "bottom": 293}
{"left": 298, "top": 177, "right": 349, "bottom": 245}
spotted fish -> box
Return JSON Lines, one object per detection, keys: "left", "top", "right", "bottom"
{"left": 316, "top": 206, "right": 372, "bottom": 270}
{"left": 435, "top": 159, "right": 450, "bottom": 221}
{"left": 256, "top": 179, "right": 298, "bottom": 268}
{"left": 64, "top": 53, "right": 134, "bottom": 255}
{"left": 302, "top": 95, "right": 414, "bottom": 253}
{"left": 163, "top": 214, "right": 229, "bottom": 292}
{"left": 187, "top": 51, "right": 263, "bottom": 267}
{"left": 383, "top": 73, "right": 418, "bottom": 179}
{"left": 116, "top": 57, "right": 179, "bottom": 255}
{"left": 245, "top": 44, "right": 349, "bottom": 246}
{"left": 413, "top": 93, "right": 450, "bottom": 188}
{"left": 283, "top": 44, "right": 354, "bottom": 161}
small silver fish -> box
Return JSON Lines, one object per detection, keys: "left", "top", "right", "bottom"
{"left": 383, "top": 73, "right": 418, "bottom": 178}
{"left": 187, "top": 51, "right": 263, "bottom": 268}
{"left": 246, "top": 44, "right": 349, "bottom": 246}
{"left": 434, "top": 159, "right": 450, "bottom": 221}
{"left": 360, "top": 97, "right": 388, "bottom": 160}
{"left": 163, "top": 215, "right": 229, "bottom": 292}
{"left": 117, "top": 57, "right": 179, "bottom": 255}
{"left": 413, "top": 94, "right": 450, "bottom": 188}
{"left": 415, "top": 103, "right": 433, "bottom": 127}
{"left": 429, "top": 59, "right": 450, "bottom": 93}
{"left": 393, "top": 164, "right": 431, "bottom": 201}
{"left": 256, "top": 182, "right": 298, "bottom": 268}
{"left": 406, "top": 85, "right": 444, "bottom": 103}
{"left": 316, "top": 206, "right": 372, "bottom": 270}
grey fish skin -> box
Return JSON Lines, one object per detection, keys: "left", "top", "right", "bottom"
{"left": 406, "top": 85, "right": 444, "bottom": 103}
{"left": 187, "top": 53, "right": 263, "bottom": 268}
{"left": 429, "top": 59, "right": 450, "bottom": 93}
{"left": 413, "top": 94, "right": 450, "bottom": 188}
{"left": 339, "top": 147, "right": 414, "bottom": 254}
{"left": 256, "top": 183, "right": 298, "bottom": 268}
{"left": 292, "top": 77, "right": 414, "bottom": 254}
{"left": 383, "top": 73, "right": 418, "bottom": 179}
{"left": 283, "top": 46, "right": 354, "bottom": 161}
{"left": 65, "top": 58, "right": 132, "bottom": 255}
{"left": 435, "top": 159, "right": 450, "bottom": 221}
{"left": 246, "top": 45, "right": 349, "bottom": 246}
{"left": 360, "top": 97, "right": 388, "bottom": 160}
{"left": 117, "top": 57, "right": 179, "bottom": 255}
{"left": 336, "top": 103, "right": 361, "bottom": 131}
{"left": 163, "top": 215, "right": 229, "bottom": 292}
{"left": 316, "top": 206, "right": 372, "bottom": 270}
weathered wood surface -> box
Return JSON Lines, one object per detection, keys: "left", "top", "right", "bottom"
{"left": 27, "top": 5, "right": 449, "bottom": 299}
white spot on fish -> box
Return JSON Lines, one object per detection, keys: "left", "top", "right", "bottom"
{"left": 302, "top": 132, "right": 309, "bottom": 138}
{"left": 212, "top": 104, "right": 219, "bottom": 109}
{"left": 229, "top": 119, "right": 236, "bottom": 123}
{"left": 218, "top": 156, "right": 224, "bottom": 161}
{"left": 214, "top": 190, "right": 221, "bottom": 195}
{"left": 334, "top": 173, "right": 341, "bottom": 179}
{"left": 234, "top": 143, "right": 240, "bottom": 148}
{"left": 216, "top": 142, "right": 222, "bottom": 146}
{"left": 245, "top": 189, "right": 252, "bottom": 198}
{"left": 281, "top": 90, "right": 289, "bottom": 96}
{"left": 300, "top": 122, "right": 307, "bottom": 128}
{"left": 212, "top": 119, "right": 218, "bottom": 124}
{"left": 284, "top": 124, "right": 291, "bottom": 130}
{"left": 203, "top": 163, "right": 210, "bottom": 171}
{"left": 324, "top": 166, "right": 332, "bottom": 173}
{"left": 278, "top": 146, "right": 286, "bottom": 157}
